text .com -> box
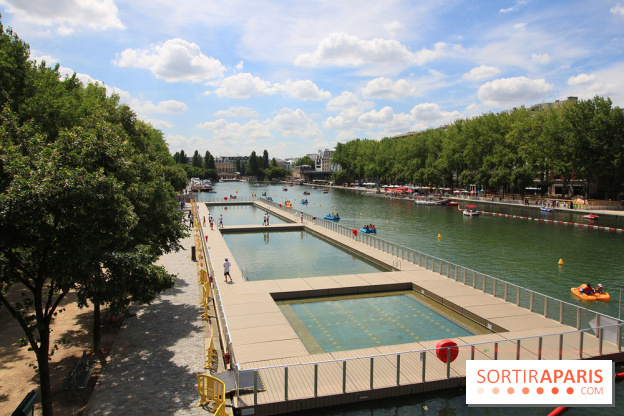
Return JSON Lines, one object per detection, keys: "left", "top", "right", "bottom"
{"left": 466, "top": 360, "right": 614, "bottom": 406}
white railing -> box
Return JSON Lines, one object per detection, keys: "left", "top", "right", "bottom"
{"left": 239, "top": 322, "right": 624, "bottom": 406}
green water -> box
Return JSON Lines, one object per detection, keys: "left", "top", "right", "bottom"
{"left": 197, "top": 182, "right": 624, "bottom": 415}
{"left": 222, "top": 230, "right": 386, "bottom": 280}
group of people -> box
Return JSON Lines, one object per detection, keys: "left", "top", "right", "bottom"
{"left": 363, "top": 224, "right": 376, "bottom": 231}
{"left": 580, "top": 283, "right": 605, "bottom": 295}
{"left": 262, "top": 213, "right": 271, "bottom": 226}
{"left": 327, "top": 213, "right": 339, "bottom": 218}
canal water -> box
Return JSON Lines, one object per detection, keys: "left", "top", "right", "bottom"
{"left": 197, "top": 182, "right": 624, "bottom": 415}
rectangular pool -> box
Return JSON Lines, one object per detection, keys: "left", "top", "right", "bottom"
{"left": 279, "top": 292, "right": 491, "bottom": 353}
{"left": 222, "top": 230, "right": 387, "bottom": 280}
{"left": 206, "top": 204, "right": 286, "bottom": 226}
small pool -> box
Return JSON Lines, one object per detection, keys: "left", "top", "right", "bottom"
{"left": 279, "top": 292, "right": 491, "bottom": 353}
{"left": 205, "top": 204, "right": 286, "bottom": 226}
{"left": 222, "top": 230, "right": 387, "bottom": 280}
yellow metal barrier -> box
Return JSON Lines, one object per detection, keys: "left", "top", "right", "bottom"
{"left": 204, "top": 327, "right": 219, "bottom": 371}
{"left": 198, "top": 269, "right": 208, "bottom": 284}
{"left": 196, "top": 372, "right": 225, "bottom": 407}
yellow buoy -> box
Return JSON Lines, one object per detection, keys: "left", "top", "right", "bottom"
{"left": 438, "top": 233, "right": 442, "bottom": 239}
{"left": 558, "top": 258, "right": 564, "bottom": 266}
{"left": 386, "top": 220, "right": 389, "bottom": 223}
{"left": 320, "top": 204, "right": 322, "bottom": 206}
{"left": 360, "top": 212, "right": 363, "bottom": 216}
{"left": 334, "top": 207, "right": 336, "bottom": 210}
{"left": 236, "top": 190, "right": 238, "bottom": 193}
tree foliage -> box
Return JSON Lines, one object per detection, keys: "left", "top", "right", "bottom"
{"left": 0, "top": 21, "right": 186, "bottom": 415}
{"left": 294, "top": 155, "right": 315, "bottom": 167}
{"left": 332, "top": 98, "right": 624, "bottom": 198}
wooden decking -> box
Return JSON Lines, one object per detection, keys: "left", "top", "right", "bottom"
{"left": 194, "top": 201, "right": 623, "bottom": 415}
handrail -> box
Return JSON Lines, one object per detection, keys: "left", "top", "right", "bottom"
{"left": 257, "top": 197, "right": 617, "bottom": 324}
{"left": 237, "top": 321, "right": 624, "bottom": 372}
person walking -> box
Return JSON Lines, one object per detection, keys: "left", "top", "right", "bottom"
{"left": 300, "top": 212, "right": 304, "bottom": 223}
{"left": 223, "top": 258, "right": 232, "bottom": 283}
{"left": 263, "top": 213, "right": 267, "bottom": 226}
{"left": 209, "top": 215, "right": 214, "bottom": 230}
{"left": 218, "top": 215, "right": 223, "bottom": 229}
{"left": 266, "top": 213, "right": 270, "bottom": 226}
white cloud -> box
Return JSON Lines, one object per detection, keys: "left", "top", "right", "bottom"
{"left": 213, "top": 107, "right": 259, "bottom": 118}
{"left": 463, "top": 65, "right": 501, "bottom": 81}
{"left": 500, "top": 1, "right": 529, "bottom": 13}
{"left": 141, "top": 117, "right": 173, "bottom": 129}
{"left": 270, "top": 108, "right": 323, "bottom": 138}
{"left": 361, "top": 71, "right": 447, "bottom": 99}
{"left": 195, "top": 108, "right": 322, "bottom": 147}
{"left": 214, "top": 73, "right": 278, "bottom": 98}
{"left": 294, "top": 32, "right": 447, "bottom": 68}
{"left": 610, "top": 3, "right": 624, "bottom": 15}
{"left": 326, "top": 91, "right": 374, "bottom": 112}
{"left": 478, "top": 76, "right": 554, "bottom": 107}
{"left": 384, "top": 21, "right": 404, "bottom": 37}
{"left": 214, "top": 74, "right": 329, "bottom": 101}
{"left": 532, "top": 53, "right": 551, "bottom": 64}
{"left": 275, "top": 80, "right": 331, "bottom": 101}
{"left": 132, "top": 100, "right": 188, "bottom": 115}
{"left": 0, "top": 0, "right": 124, "bottom": 34}
{"left": 568, "top": 73, "right": 596, "bottom": 86}
{"left": 410, "top": 103, "right": 461, "bottom": 125}
{"left": 114, "top": 38, "right": 225, "bottom": 83}
{"left": 358, "top": 107, "right": 394, "bottom": 124}
{"left": 560, "top": 63, "right": 624, "bottom": 107}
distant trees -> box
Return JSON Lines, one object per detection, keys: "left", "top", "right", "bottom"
{"left": 332, "top": 97, "right": 624, "bottom": 199}
{"left": 294, "top": 155, "right": 315, "bottom": 167}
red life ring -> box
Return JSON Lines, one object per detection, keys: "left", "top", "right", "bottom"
{"left": 435, "top": 339, "right": 459, "bottom": 363}
{"left": 352, "top": 228, "right": 357, "bottom": 236}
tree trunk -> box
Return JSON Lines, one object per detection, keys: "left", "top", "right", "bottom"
{"left": 93, "top": 301, "right": 101, "bottom": 351}
{"left": 37, "top": 328, "right": 53, "bottom": 416}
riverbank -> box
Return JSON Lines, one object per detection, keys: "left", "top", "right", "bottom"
{"left": 319, "top": 183, "right": 624, "bottom": 218}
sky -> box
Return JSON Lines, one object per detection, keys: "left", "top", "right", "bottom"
{"left": 1, "top": 1, "right": 624, "bottom": 159}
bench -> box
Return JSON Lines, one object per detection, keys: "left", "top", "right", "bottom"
{"left": 61, "top": 350, "right": 97, "bottom": 391}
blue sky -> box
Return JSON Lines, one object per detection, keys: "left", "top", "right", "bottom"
{"left": 1, "top": 0, "right": 624, "bottom": 158}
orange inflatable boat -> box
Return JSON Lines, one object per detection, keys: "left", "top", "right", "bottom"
{"left": 571, "top": 284, "right": 610, "bottom": 301}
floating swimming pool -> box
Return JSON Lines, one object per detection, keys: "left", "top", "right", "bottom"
{"left": 279, "top": 292, "right": 491, "bottom": 353}
{"left": 222, "top": 230, "right": 387, "bottom": 280}
{"left": 205, "top": 204, "right": 286, "bottom": 226}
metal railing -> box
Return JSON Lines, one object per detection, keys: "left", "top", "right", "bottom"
{"left": 192, "top": 201, "right": 236, "bottom": 381}
{"left": 257, "top": 197, "right": 620, "bottom": 332}
{"left": 238, "top": 322, "right": 624, "bottom": 405}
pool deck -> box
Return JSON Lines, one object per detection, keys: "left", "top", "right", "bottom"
{"left": 195, "top": 201, "right": 624, "bottom": 415}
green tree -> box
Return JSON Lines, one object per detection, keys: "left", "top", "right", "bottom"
{"left": 294, "top": 155, "right": 315, "bottom": 167}
{"left": 192, "top": 150, "right": 203, "bottom": 167}
{"left": 204, "top": 150, "right": 216, "bottom": 170}
{"left": 0, "top": 25, "right": 185, "bottom": 415}
{"left": 262, "top": 149, "right": 269, "bottom": 169}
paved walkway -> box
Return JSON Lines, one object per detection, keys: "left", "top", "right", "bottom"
{"left": 85, "top": 229, "right": 208, "bottom": 415}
